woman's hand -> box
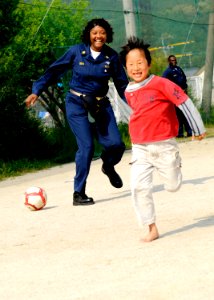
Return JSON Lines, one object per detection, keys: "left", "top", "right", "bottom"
{"left": 25, "top": 94, "right": 38, "bottom": 108}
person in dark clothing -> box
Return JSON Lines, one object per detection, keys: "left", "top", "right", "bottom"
{"left": 162, "top": 55, "right": 192, "bottom": 138}
{"left": 25, "top": 18, "right": 129, "bottom": 206}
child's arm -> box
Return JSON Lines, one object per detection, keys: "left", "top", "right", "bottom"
{"left": 177, "top": 98, "right": 206, "bottom": 140}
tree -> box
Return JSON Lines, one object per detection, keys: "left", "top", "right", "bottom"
{"left": 201, "top": 11, "right": 214, "bottom": 119}
{"left": 0, "top": 0, "right": 90, "bottom": 160}
{"left": 0, "top": 0, "right": 22, "bottom": 48}
{"left": 17, "top": 0, "right": 90, "bottom": 126}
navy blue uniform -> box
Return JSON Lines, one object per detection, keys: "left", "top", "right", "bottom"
{"left": 32, "top": 43, "right": 128, "bottom": 193}
{"left": 162, "top": 65, "right": 187, "bottom": 91}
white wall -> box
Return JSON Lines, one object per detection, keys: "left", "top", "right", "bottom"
{"left": 187, "top": 68, "right": 214, "bottom": 106}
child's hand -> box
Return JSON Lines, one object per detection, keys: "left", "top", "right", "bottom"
{"left": 191, "top": 132, "right": 206, "bottom": 141}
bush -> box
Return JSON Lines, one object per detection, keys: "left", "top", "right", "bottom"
{"left": 0, "top": 90, "right": 51, "bottom": 160}
{"left": 45, "top": 124, "right": 78, "bottom": 164}
{"left": 118, "top": 122, "right": 131, "bottom": 149}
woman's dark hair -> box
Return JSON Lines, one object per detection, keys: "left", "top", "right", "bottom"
{"left": 120, "top": 36, "right": 151, "bottom": 66}
{"left": 81, "top": 18, "right": 114, "bottom": 44}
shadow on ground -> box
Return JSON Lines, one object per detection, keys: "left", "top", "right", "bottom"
{"left": 161, "top": 215, "right": 214, "bottom": 238}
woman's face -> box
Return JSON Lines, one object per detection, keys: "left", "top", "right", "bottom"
{"left": 90, "top": 25, "right": 107, "bottom": 51}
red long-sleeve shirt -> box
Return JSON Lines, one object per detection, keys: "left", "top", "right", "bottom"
{"left": 125, "top": 75, "right": 188, "bottom": 143}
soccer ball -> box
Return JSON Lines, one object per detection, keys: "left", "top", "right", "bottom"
{"left": 24, "top": 186, "right": 47, "bottom": 211}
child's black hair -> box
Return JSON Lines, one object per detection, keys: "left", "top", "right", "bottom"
{"left": 120, "top": 36, "right": 151, "bottom": 66}
{"left": 81, "top": 18, "right": 114, "bottom": 45}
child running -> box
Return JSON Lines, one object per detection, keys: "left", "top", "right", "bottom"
{"left": 120, "top": 37, "right": 206, "bottom": 242}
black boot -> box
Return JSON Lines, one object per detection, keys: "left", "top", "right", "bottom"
{"left": 73, "top": 192, "right": 95, "bottom": 206}
{"left": 102, "top": 164, "right": 123, "bottom": 188}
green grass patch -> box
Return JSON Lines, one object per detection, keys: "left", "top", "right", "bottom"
{"left": 204, "top": 126, "right": 214, "bottom": 138}
{"left": 0, "top": 159, "right": 58, "bottom": 181}
{"left": 0, "top": 124, "right": 213, "bottom": 182}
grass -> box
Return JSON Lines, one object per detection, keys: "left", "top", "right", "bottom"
{"left": 204, "top": 126, "right": 214, "bottom": 138}
{"left": 0, "top": 159, "right": 58, "bottom": 182}
{"left": 0, "top": 126, "right": 213, "bottom": 182}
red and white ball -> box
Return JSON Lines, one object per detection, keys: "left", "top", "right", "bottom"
{"left": 24, "top": 186, "right": 47, "bottom": 211}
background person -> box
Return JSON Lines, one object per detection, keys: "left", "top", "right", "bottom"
{"left": 162, "top": 55, "right": 192, "bottom": 138}
{"left": 120, "top": 37, "right": 206, "bottom": 242}
{"left": 25, "top": 18, "right": 129, "bottom": 206}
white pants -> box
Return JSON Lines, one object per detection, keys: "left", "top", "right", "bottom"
{"left": 130, "top": 139, "right": 182, "bottom": 226}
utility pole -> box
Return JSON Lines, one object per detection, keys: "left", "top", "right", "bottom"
{"left": 122, "top": 0, "right": 137, "bottom": 38}
{"left": 201, "top": 12, "right": 214, "bottom": 119}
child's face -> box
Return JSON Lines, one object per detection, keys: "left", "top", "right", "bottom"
{"left": 126, "top": 49, "right": 150, "bottom": 83}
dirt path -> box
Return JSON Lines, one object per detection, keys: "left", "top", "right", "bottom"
{"left": 1, "top": 138, "right": 214, "bottom": 300}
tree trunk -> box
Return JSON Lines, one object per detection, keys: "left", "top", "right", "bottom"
{"left": 201, "top": 12, "right": 214, "bottom": 119}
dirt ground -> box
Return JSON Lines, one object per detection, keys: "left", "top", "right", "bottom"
{"left": 0, "top": 138, "right": 214, "bottom": 300}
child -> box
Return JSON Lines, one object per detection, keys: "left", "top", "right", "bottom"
{"left": 120, "top": 37, "right": 206, "bottom": 242}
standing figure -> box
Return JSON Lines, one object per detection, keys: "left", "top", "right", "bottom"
{"left": 120, "top": 37, "right": 205, "bottom": 242}
{"left": 162, "top": 55, "right": 192, "bottom": 138}
{"left": 25, "top": 18, "right": 129, "bottom": 206}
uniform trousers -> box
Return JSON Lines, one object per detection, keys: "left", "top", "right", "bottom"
{"left": 65, "top": 92, "right": 125, "bottom": 193}
{"left": 130, "top": 138, "right": 182, "bottom": 226}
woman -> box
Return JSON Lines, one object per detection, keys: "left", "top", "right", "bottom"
{"left": 25, "top": 18, "right": 128, "bottom": 206}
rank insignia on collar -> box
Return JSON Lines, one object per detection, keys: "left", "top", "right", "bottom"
{"left": 79, "top": 62, "right": 84, "bottom": 65}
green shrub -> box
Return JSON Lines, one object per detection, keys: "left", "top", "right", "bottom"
{"left": 118, "top": 122, "right": 131, "bottom": 149}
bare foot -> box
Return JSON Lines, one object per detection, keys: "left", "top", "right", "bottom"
{"left": 142, "top": 223, "right": 159, "bottom": 242}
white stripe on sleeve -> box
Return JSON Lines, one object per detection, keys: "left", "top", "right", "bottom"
{"left": 177, "top": 98, "right": 205, "bottom": 136}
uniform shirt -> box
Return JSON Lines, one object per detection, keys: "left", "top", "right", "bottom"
{"left": 162, "top": 64, "right": 187, "bottom": 90}
{"left": 125, "top": 75, "right": 188, "bottom": 143}
{"left": 32, "top": 43, "right": 128, "bottom": 101}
